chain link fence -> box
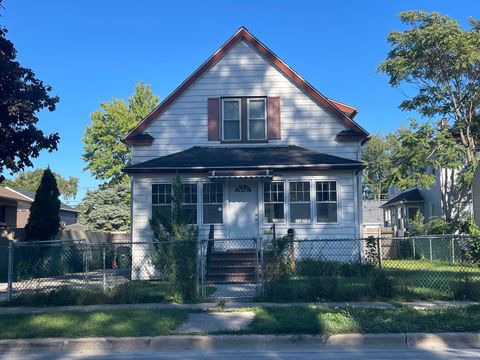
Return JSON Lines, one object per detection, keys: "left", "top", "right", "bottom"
{"left": 0, "top": 235, "right": 478, "bottom": 302}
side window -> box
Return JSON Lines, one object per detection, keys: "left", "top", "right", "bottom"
{"left": 263, "top": 182, "right": 285, "bottom": 223}
{"left": 248, "top": 98, "right": 266, "bottom": 140}
{"left": 316, "top": 181, "right": 337, "bottom": 223}
{"left": 222, "top": 99, "right": 241, "bottom": 141}
{"left": 289, "top": 182, "right": 311, "bottom": 223}
{"left": 203, "top": 183, "right": 223, "bottom": 224}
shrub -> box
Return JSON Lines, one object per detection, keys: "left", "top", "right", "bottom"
{"left": 296, "top": 259, "right": 375, "bottom": 277}
{"left": 372, "top": 271, "right": 397, "bottom": 298}
{"left": 150, "top": 176, "right": 198, "bottom": 302}
{"left": 264, "top": 235, "right": 293, "bottom": 279}
{"left": 460, "top": 219, "right": 480, "bottom": 263}
{"left": 451, "top": 273, "right": 480, "bottom": 300}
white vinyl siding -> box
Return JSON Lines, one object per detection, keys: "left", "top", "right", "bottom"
{"left": 130, "top": 40, "right": 361, "bottom": 164}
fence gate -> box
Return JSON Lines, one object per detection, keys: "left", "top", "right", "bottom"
{"left": 199, "top": 238, "right": 262, "bottom": 300}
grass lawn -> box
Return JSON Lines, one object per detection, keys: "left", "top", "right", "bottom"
{"left": 0, "top": 309, "right": 189, "bottom": 339}
{"left": 248, "top": 305, "right": 480, "bottom": 335}
{"left": 259, "top": 259, "right": 480, "bottom": 302}
{"left": 4, "top": 281, "right": 217, "bottom": 307}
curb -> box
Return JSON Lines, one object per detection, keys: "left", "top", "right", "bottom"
{"left": 0, "top": 333, "right": 479, "bottom": 354}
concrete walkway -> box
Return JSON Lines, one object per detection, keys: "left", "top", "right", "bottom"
{"left": 0, "top": 300, "right": 476, "bottom": 315}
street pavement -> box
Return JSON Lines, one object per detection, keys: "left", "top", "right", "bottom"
{"left": 2, "top": 348, "right": 480, "bottom": 360}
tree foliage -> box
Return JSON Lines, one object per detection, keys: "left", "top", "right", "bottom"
{"left": 150, "top": 176, "right": 198, "bottom": 302}
{"left": 362, "top": 134, "right": 393, "bottom": 200}
{"left": 388, "top": 119, "right": 467, "bottom": 221}
{"left": 24, "top": 168, "right": 61, "bottom": 241}
{"left": 82, "top": 83, "right": 159, "bottom": 183}
{"left": 0, "top": 7, "right": 60, "bottom": 182}
{"left": 79, "top": 182, "right": 131, "bottom": 231}
{"left": 4, "top": 169, "right": 79, "bottom": 201}
{"left": 378, "top": 11, "right": 480, "bottom": 165}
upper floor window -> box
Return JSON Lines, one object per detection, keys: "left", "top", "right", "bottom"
{"left": 248, "top": 98, "right": 267, "bottom": 140}
{"left": 222, "top": 99, "right": 241, "bottom": 141}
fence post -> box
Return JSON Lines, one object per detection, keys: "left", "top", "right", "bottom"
{"left": 412, "top": 238, "right": 416, "bottom": 260}
{"left": 102, "top": 245, "right": 106, "bottom": 291}
{"left": 7, "top": 242, "right": 13, "bottom": 302}
{"left": 451, "top": 237, "right": 455, "bottom": 263}
{"left": 429, "top": 237, "right": 433, "bottom": 261}
{"left": 376, "top": 237, "right": 383, "bottom": 271}
{"left": 195, "top": 240, "right": 200, "bottom": 300}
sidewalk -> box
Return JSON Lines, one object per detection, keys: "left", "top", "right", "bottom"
{"left": 0, "top": 300, "right": 477, "bottom": 315}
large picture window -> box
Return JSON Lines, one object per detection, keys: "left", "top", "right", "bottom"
{"left": 263, "top": 182, "right": 285, "bottom": 223}
{"left": 248, "top": 98, "right": 266, "bottom": 140}
{"left": 203, "top": 183, "right": 223, "bottom": 224}
{"left": 316, "top": 181, "right": 337, "bottom": 223}
{"left": 289, "top": 182, "right": 311, "bottom": 223}
{"left": 152, "top": 183, "right": 197, "bottom": 225}
{"left": 222, "top": 99, "right": 241, "bottom": 141}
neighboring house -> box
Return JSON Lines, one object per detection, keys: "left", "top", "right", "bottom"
{"left": 0, "top": 187, "right": 78, "bottom": 228}
{"left": 123, "top": 28, "right": 369, "bottom": 278}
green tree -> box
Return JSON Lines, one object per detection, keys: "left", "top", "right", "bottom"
{"left": 80, "top": 182, "right": 131, "bottom": 231}
{"left": 150, "top": 176, "right": 198, "bottom": 302}
{"left": 24, "top": 168, "right": 61, "bottom": 241}
{"left": 82, "top": 83, "right": 159, "bottom": 183}
{"left": 388, "top": 119, "right": 466, "bottom": 222}
{"left": 378, "top": 11, "right": 480, "bottom": 165}
{"left": 4, "top": 169, "right": 79, "bottom": 201}
{"left": 0, "top": 2, "right": 60, "bottom": 182}
{"left": 362, "top": 134, "right": 393, "bottom": 200}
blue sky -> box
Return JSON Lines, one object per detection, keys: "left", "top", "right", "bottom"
{"left": 2, "top": 0, "right": 477, "bottom": 204}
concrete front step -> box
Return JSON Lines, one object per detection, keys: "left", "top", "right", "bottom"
{"left": 206, "top": 273, "right": 258, "bottom": 283}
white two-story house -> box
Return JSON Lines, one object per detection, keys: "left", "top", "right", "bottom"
{"left": 123, "top": 28, "right": 369, "bottom": 277}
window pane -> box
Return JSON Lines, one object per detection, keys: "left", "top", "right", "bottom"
{"left": 223, "top": 101, "right": 240, "bottom": 120}
{"left": 249, "top": 119, "right": 265, "bottom": 140}
{"left": 264, "top": 203, "right": 284, "bottom": 223}
{"left": 152, "top": 205, "right": 171, "bottom": 223}
{"left": 183, "top": 205, "right": 197, "bottom": 225}
{"left": 290, "top": 203, "right": 311, "bottom": 223}
{"left": 249, "top": 99, "right": 265, "bottom": 119}
{"left": 317, "top": 203, "right": 337, "bottom": 222}
{"left": 224, "top": 120, "right": 240, "bottom": 140}
{"left": 183, "top": 184, "right": 197, "bottom": 204}
{"left": 203, "top": 204, "right": 223, "bottom": 224}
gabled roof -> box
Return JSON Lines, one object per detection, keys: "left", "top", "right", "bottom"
{"left": 123, "top": 27, "right": 368, "bottom": 145}
{"left": 381, "top": 188, "right": 424, "bottom": 208}
{"left": 1, "top": 187, "right": 78, "bottom": 213}
{"left": 123, "top": 145, "right": 364, "bottom": 173}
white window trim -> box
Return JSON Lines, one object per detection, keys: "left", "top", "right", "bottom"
{"left": 247, "top": 98, "right": 267, "bottom": 141}
{"left": 288, "top": 181, "right": 312, "bottom": 225}
{"left": 315, "top": 180, "right": 339, "bottom": 225}
{"left": 262, "top": 181, "right": 286, "bottom": 225}
{"left": 222, "top": 98, "right": 241, "bottom": 141}
{"left": 202, "top": 182, "right": 224, "bottom": 225}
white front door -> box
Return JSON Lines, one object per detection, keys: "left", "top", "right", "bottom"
{"left": 227, "top": 181, "right": 259, "bottom": 245}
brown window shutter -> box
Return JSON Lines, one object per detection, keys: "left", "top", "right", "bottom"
{"left": 208, "top": 98, "right": 220, "bottom": 141}
{"left": 268, "top": 97, "right": 281, "bottom": 140}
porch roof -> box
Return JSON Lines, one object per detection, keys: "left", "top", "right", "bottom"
{"left": 123, "top": 145, "right": 364, "bottom": 173}
{"left": 380, "top": 188, "right": 424, "bottom": 208}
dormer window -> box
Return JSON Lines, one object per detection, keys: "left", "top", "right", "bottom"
{"left": 247, "top": 98, "right": 267, "bottom": 140}
{"left": 222, "top": 98, "right": 241, "bottom": 141}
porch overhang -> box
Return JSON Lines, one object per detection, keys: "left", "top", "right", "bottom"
{"left": 123, "top": 145, "right": 365, "bottom": 174}
{"left": 208, "top": 169, "right": 274, "bottom": 180}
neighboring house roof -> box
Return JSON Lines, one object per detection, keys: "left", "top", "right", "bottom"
{"left": 123, "top": 27, "right": 369, "bottom": 145}
{"left": 0, "top": 187, "right": 78, "bottom": 213}
{"left": 380, "top": 188, "right": 424, "bottom": 208}
{"left": 123, "top": 145, "right": 364, "bottom": 173}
